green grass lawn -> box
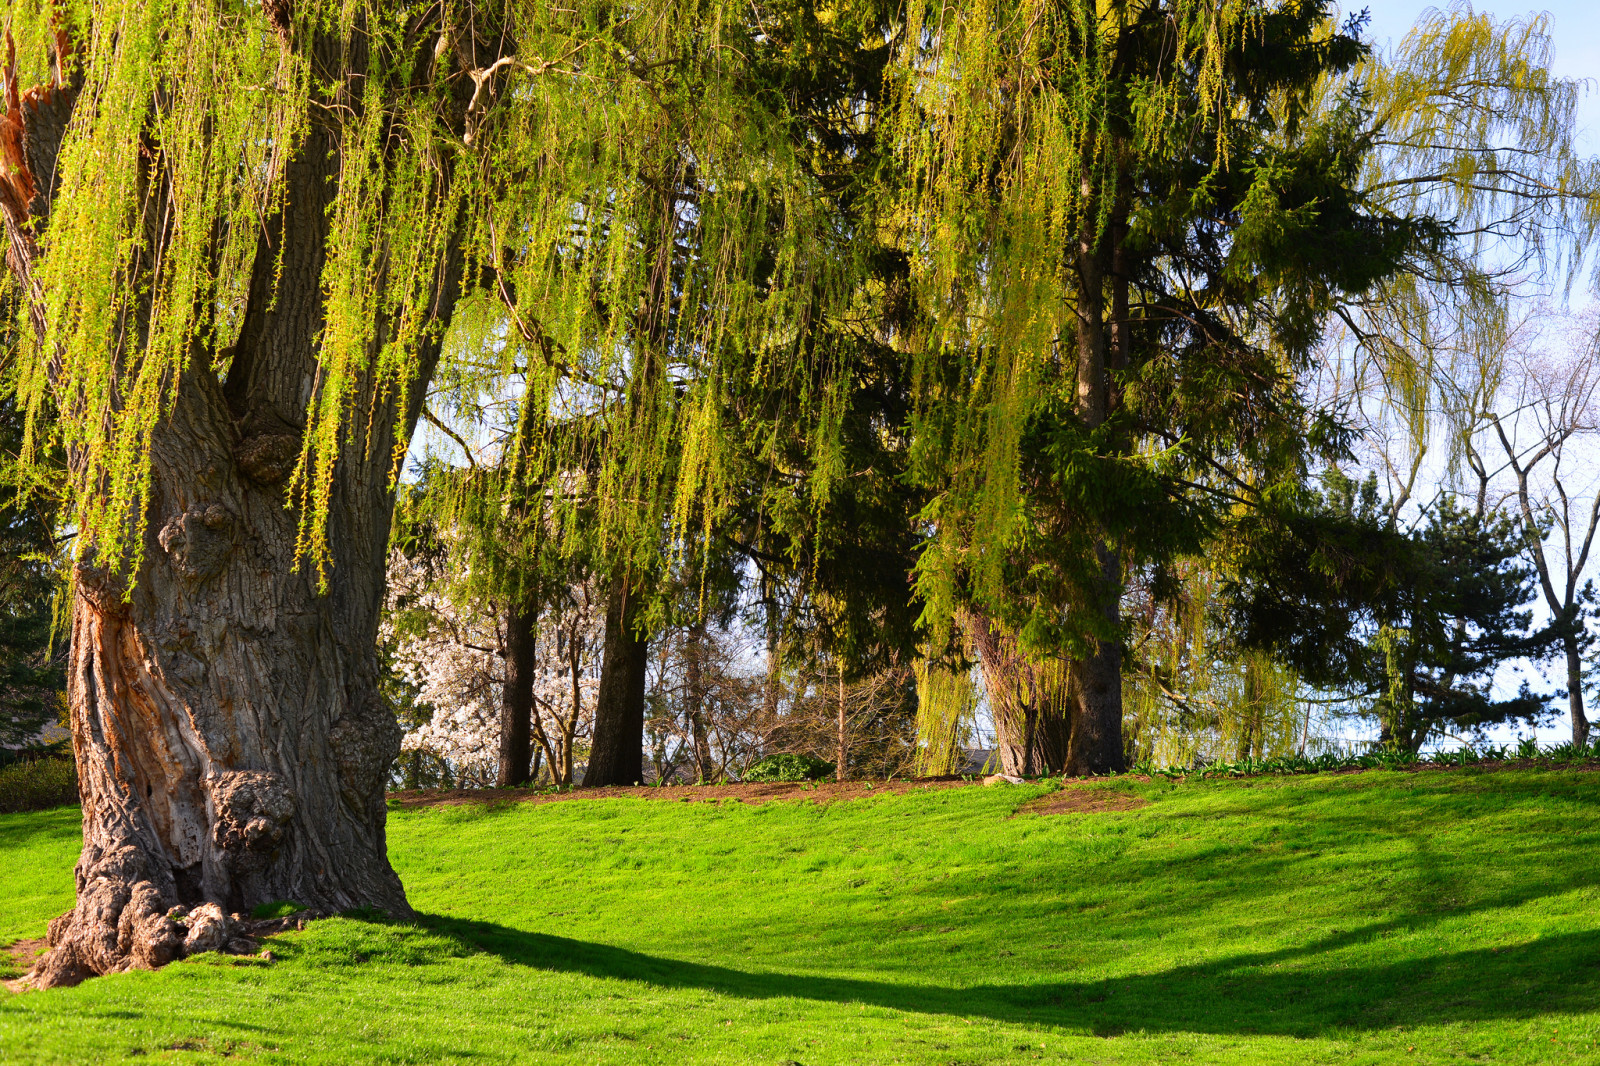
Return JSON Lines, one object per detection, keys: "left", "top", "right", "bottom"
{"left": 3, "top": 770, "right": 1600, "bottom": 1064}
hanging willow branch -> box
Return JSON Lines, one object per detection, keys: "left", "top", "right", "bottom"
{"left": 3, "top": 0, "right": 870, "bottom": 590}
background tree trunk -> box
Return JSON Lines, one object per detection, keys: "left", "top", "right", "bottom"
{"left": 1065, "top": 229, "right": 1126, "bottom": 775}
{"left": 962, "top": 610, "right": 1071, "bottom": 775}
{"left": 762, "top": 596, "right": 783, "bottom": 724}
{"left": 685, "top": 621, "right": 713, "bottom": 781}
{"left": 584, "top": 577, "right": 647, "bottom": 786}
{"left": 836, "top": 669, "right": 848, "bottom": 782}
{"left": 963, "top": 611, "right": 1033, "bottom": 775}
{"left": 1066, "top": 544, "right": 1126, "bottom": 774}
{"left": 1566, "top": 644, "right": 1589, "bottom": 749}
{"left": 498, "top": 597, "right": 538, "bottom": 787}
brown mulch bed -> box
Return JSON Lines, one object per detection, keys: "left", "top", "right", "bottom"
{"left": 1016, "top": 788, "right": 1150, "bottom": 817}
{"left": 388, "top": 776, "right": 986, "bottom": 810}
{"left": 387, "top": 758, "right": 1600, "bottom": 813}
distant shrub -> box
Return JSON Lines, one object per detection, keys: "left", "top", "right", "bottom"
{"left": 0, "top": 756, "right": 78, "bottom": 814}
{"left": 742, "top": 753, "right": 835, "bottom": 783}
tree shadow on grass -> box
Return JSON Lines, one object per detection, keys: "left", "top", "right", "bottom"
{"left": 416, "top": 912, "right": 1600, "bottom": 1038}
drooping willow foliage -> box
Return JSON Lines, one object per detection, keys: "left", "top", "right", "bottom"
{"left": 8, "top": 0, "right": 1523, "bottom": 785}
{"left": 886, "top": 0, "right": 1398, "bottom": 648}
{"left": 913, "top": 657, "right": 977, "bottom": 775}
{"left": 1123, "top": 560, "right": 1313, "bottom": 766}
{"left": 1317, "top": 3, "right": 1600, "bottom": 497}
{"left": 5, "top": 0, "right": 871, "bottom": 587}
{"left": 9, "top": 0, "right": 310, "bottom": 574}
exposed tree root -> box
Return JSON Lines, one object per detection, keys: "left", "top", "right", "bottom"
{"left": 21, "top": 886, "right": 317, "bottom": 991}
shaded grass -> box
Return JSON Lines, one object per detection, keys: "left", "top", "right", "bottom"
{"left": 3, "top": 771, "right": 1600, "bottom": 1063}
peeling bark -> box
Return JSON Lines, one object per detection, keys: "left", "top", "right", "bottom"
{"left": 25, "top": 360, "right": 415, "bottom": 988}
{"left": 961, "top": 609, "right": 1071, "bottom": 776}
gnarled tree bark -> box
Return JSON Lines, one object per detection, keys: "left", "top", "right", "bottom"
{"left": 1, "top": 22, "right": 485, "bottom": 988}
{"left": 961, "top": 609, "right": 1071, "bottom": 776}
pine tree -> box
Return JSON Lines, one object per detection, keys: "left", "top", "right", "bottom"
{"left": 1228, "top": 475, "right": 1558, "bottom": 752}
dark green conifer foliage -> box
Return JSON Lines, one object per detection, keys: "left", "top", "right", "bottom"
{"left": 1228, "top": 475, "right": 1558, "bottom": 752}
{"left": 0, "top": 393, "right": 63, "bottom": 750}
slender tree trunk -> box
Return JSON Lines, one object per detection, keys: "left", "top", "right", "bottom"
{"left": 836, "top": 668, "right": 848, "bottom": 782}
{"left": 762, "top": 595, "right": 783, "bottom": 723}
{"left": 685, "top": 621, "right": 713, "bottom": 781}
{"left": 1566, "top": 642, "right": 1589, "bottom": 749}
{"left": 584, "top": 576, "right": 647, "bottom": 786}
{"left": 497, "top": 596, "right": 538, "bottom": 787}
{"left": 1492, "top": 430, "right": 1600, "bottom": 750}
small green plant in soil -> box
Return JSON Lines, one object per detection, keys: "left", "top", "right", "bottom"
{"left": 740, "top": 751, "right": 835, "bottom": 782}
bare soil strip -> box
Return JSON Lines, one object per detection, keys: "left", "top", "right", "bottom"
{"left": 387, "top": 758, "right": 1596, "bottom": 813}
{"left": 1017, "top": 789, "right": 1149, "bottom": 816}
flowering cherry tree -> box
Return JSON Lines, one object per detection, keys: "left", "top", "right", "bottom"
{"left": 382, "top": 551, "right": 604, "bottom": 786}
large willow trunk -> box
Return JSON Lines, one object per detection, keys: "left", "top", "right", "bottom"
{"left": 43, "top": 368, "right": 411, "bottom": 988}
{"left": 962, "top": 610, "right": 1070, "bottom": 776}
{"left": 2, "top": 31, "right": 467, "bottom": 987}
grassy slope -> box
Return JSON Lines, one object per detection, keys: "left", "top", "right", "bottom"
{"left": 2, "top": 771, "right": 1599, "bottom": 1064}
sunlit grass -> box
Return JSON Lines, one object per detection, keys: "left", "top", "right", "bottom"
{"left": 3, "top": 770, "right": 1599, "bottom": 1063}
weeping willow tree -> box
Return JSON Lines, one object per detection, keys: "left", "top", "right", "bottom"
{"left": 1, "top": 0, "right": 867, "bottom": 987}
{"left": 890, "top": 0, "right": 1431, "bottom": 773}
{"left": 1312, "top": 3, "right": 1600, "bottom": 745}
{"left": 1329, "top": 1, "right": 1600, "bottom": 487}
{"left": 913, "top": 657, "right": 976, "bottom": 775}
